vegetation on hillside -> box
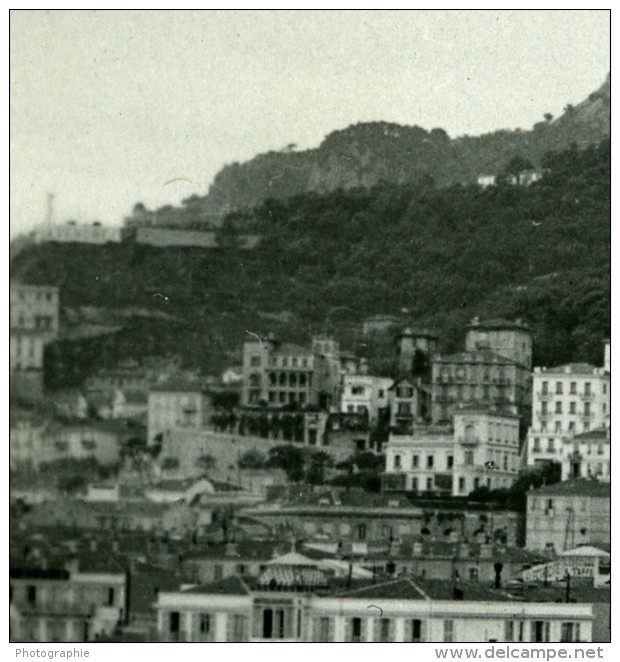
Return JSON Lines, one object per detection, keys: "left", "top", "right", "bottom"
{"left": 10, "top": 140, "right": 610, "bottom": 388}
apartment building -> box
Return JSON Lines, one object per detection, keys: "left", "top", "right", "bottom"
{"left": 383, "top": 408, "right": 520, "bottom": 496}
{"left": 526, "top": 364, "right": 610, "bottom": 468}
{"left": 526, "top": 479, "right": 611, "bottom": 553}
{"left": 241, "top": 335, "right": 342, "bottom": 409}
{"left": 10, "top": 558, "right": 127, "bottom": 642}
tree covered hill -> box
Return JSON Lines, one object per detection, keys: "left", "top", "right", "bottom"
{"left": 126, "top": 75, "right": 610, "bottom": 227}
{"left": 11, "top": 140, "right": 610, "bottom": 388}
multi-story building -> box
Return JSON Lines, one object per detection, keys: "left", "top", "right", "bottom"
{"left": 241, "top": 335, "right": 342, "bottom": 409}
{"left": 10, "top": 557, "right": 127, "bottom": 642}
{"left": 431, "top": 351, "right": 530, "bottom": 424}
{"left": 526, "top": 364, "right": 610, "bottom": 468}
{"left": 340, "top": 375, "right": 392, "bottom": 423}
{"left": 10, "top": 283, "right": 60, "bottom": 338}
{"left": 10, "top": 283, "right": 60, "bottom": 400}
{"left": 148, "top": 380, "right": 213, "bottom": 444}
{"left": 383, "top": 408, "right": 520, "bottom": 496}
{"left": 561, "top": 428, "right": 610, "bottom": 482}
{"left": 526, "top": 479, "right": 611, "bottom": 553}
{"left": 156, "top": 567, "right": 594, "bottom": 642}
{"left": 465, "top": 318, "right": 532, "bottom": 370}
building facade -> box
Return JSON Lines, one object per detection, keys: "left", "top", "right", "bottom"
{"left": 526, "top": 480, "right": 611, "bottom": 552}
{"left": 340, "top": 375, "right": 392, "bottom": 423}
{"left": 561, "top": 429, "right": 610, "bottom": 482}
{"left": 241, "top": 336, "right": 342, "bottom": 409}
{"left": 156, "top": 574, "right": 593, "bottom": 643}
{"left": 431, "top": 351, "right": 530, "bottom": 424}
{"left": 383, "top": 408, "right": 520, "bottom": 496}
{"left": 35, "top": 221, "right": 123, "bottom": 245}
{"left": 465, "top": 318, "right": 532, "bottom": 370}
{"left": 148, "top": 382, "right": 214, "bottom": 444}
{"left": 526, "top": 364, "right": 610, "bottom": 468}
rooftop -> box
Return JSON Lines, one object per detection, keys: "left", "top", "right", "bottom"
{"left": 467, "top": 318, "right": 530, "bottom": 332}
{"left": 536, "top": 363, "right": 606, "bottom": 376}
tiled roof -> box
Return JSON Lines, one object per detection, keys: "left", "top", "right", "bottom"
{"left": 531, "top": 479, "right": 610, "bottom": 498}
{"left": 335, "top": 578, "right": 429, "bottom": 601}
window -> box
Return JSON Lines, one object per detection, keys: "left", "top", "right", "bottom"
{"left": 233, "top": 614, "right": 246, "bottom": 641}
{"left": 358, "top": 524, "right": 366, "bottom": 541}
{"left": 292, "top": 358, "right": 298, "bottom": 367}
{"left": 560, "top": 622, "right": 580, "bottom": 643}
{"left": 263, "top": 608, "right": 285, "bottom": 639}
{"left": 443, "top": 620, "right": 454, "bottom": 643}
{"left": 378, "top": 389, "right": 385, "bottom": 398}
{"left": 318, "top": 617, "right": 330, "bottom": 642}
{"left": 584, "top": 402, "right": 591, "bottom": 417}
{"left": 554, "top": 421, "right": 561, "bottom": 433}
{"left": 555, "top": 401, "right": 562, "bottom": 414}
{"left": 533, "top": 437, "right": 541, "bottom": 452}
{"left": 412, "top": 455, "right": 419, "bottom": 468}
{"left": 250, "top": 356, "right": 261, "bottom": 367}
{"left": 468, "top": 567, "right": 479, "bottom": 580}
{"left": 569, "top": 422, "right": 575, "bottom": 432}
{"left": 541, "top": 381, "right": 548, "bottom": 395}
{"left": 169, "top": 611, "right": 180, "bottom": 634}
{"left": 547, "top": 439, "right": 555, "bottom": 452}
{"left": 569, "top": 401, "right": 576, "bottom": 414}
{"left": 27, "top": 585, "right": 36, "bottom": 605}
{"left": 584, "top": 383, "right": 591, "bottom": 396}
{"left": 426, "top": 477, "right": 433, "bottom": 491}
{"left": 464, "top": 451, "right": 474, "bottom": 465}
{"left": 351, "top": 386, "right": 365, "bottom": 395}
{"left": 570, "top": 382, "right": 577, "bottom": 395}
{"left": 199, "top": 613, "right": 211, "bottom": 634}
{"left": 556, "top": 382, "right": 563, "bottom": 395}
{"left": 393, "top": 454, "right": 401, "bottom": 470}
{"left": 458, "top": 477, "right": 465, "bottom": 492}
{"left": 541, "top": 401, "right": 548, "bottom": 415}
{"left": 379, "top": 618, "right": 390, "bottom": 642}
{"left": 351, "top": 617, "right": 362, "bottom": 642}
{"left": 427, "top": 455, "right": 434, "bottom": 469}
{"left": 603, "top": 383, "right": 607, "bottom": 394}
{"left": 505, "top": 620, "right": 514, "bottom": 642}
{"left": 532, "top": 620, "right": 550, "bottom": 643}
{"left": 411, "top": 619, "right": 422, "bottom": 643}
{"left": 447, "top": 455, "right": 454, "bottom": 469}
{"left": 107, "top": 588, "right": 115, "bottom": 606}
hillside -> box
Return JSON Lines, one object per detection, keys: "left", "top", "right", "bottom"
{"left": 10, "top": 139, "right": 610, "bottom": 389}
{"left": 125, "top": 75, "right": 610, "bottom": 227}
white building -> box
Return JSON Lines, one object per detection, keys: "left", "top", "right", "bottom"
{"left": 526, "top": 479, "right": 610, "bottom": 553}
{"left": 340, "top": 375, "right": 392, "bottom": 423}
{"left": 383, "top": 407, "right": 520, "bottom": 496}
{"left": 148, "top": 380, "right": 213, "bottom": 444}
{"left": 35, "top": 220, "right": 122, "bottom": 245}
{"left": 156, "top": 570, "right": 593, "bottom": 643}
{"left": 561, "top": 428, "right": 610, "bottom": 482}
{"left": 526, "top": 364, "right": 610, "bottom": 468}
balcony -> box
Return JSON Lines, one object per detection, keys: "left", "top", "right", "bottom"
{"left": 458, "top": 436, "right": 479, "bottom": 447}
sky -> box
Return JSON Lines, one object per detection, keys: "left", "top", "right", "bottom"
{"left": 9, "top": 9, "right": 611, "bottom": 236}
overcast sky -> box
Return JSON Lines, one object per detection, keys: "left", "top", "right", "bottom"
{"left": 10, "top": 9, "right": 610, "bottom": 236}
